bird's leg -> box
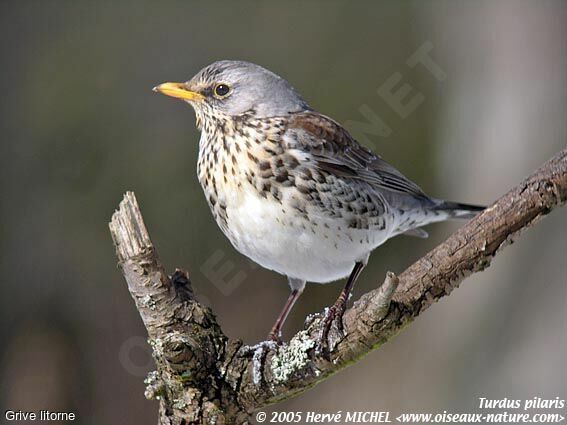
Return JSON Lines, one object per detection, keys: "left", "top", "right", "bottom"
{"left": 268, "top": 280, "right": 305, "bottom": 344}
{"left": 242, "top": 284, "right": 304, "bottom": 385}
{"left": 319, "top": 261, "right": 365, "bottom": 352}
{"left": 268, "top": 289, "right": 301, "bottom": 343}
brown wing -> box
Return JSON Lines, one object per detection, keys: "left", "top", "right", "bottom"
{"left": 285, "top": 111, "right": 427, "bottom": 198}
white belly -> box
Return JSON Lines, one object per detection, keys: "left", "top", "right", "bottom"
{"left": 222, "top": 185, "right": 393, "bottom": 283}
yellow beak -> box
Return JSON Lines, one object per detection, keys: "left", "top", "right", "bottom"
{"left": 152, "top": 82, "right": 204, "bottom": 101}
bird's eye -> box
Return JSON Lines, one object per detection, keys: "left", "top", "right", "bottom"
{"left": 213, "top": 83, "right": 231, "bottom": 98}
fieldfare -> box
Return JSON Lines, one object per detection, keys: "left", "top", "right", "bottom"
{"left": 153, "top": 60, "right": 484, "bottom": 345}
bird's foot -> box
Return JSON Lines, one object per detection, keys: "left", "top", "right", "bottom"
{"left": 267, "top": 329, "right": 284, "bottom": 346}
{"left": 239, "top": 340, "right": 279, "bottom": 386}
{"left": 315, "top": 300, "right": 347, "bottom": 358}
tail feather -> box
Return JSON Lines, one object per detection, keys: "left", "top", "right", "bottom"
{"left": 433, "top": 200, "right": 486, "bottom": 219}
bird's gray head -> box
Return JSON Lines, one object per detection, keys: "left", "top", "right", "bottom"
{"left": 154, "top": 60, "right": 310, "bottom": 119}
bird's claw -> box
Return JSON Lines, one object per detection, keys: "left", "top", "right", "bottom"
{"left": 240, "top": 339, "right": 279, "bottom": 356}
{"left": 267, "top": 330, "right": 284, "bottom": 346}
{"left": 240, "top": 340, "right": 279, "bottom": 386}
{"left": 315, "top": 302, "right": 346, "bottom": 358}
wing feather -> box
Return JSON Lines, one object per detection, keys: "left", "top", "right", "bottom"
{"left": 285, "top": 112, "right": 426, "bottom": 198}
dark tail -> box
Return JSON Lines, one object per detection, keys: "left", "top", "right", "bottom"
{"left": 433, "top": 200, "right": 486, "bottom": 219}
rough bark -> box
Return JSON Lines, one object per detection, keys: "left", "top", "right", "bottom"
{"left": 109, "top": 149, "right": 567, "bottom": 424}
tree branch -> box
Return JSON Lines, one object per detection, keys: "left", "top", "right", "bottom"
{"left": 109, "top": 149, "right": 567, "bottom": 424}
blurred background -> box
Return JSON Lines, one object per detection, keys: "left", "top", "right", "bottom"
{"left": 0, "top": 1, "right": 565, "bottom": 424}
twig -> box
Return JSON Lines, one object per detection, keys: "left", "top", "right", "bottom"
{"left": 109, "top": 149, "right": 567, "bottom": 424}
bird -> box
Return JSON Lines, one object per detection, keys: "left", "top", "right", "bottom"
{"left": 153, "top": 60, "right": 484, "bottom": 345}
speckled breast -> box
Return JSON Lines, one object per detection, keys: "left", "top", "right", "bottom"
{"left": 194, "top": 113, "right": 396, "bottom": 282}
